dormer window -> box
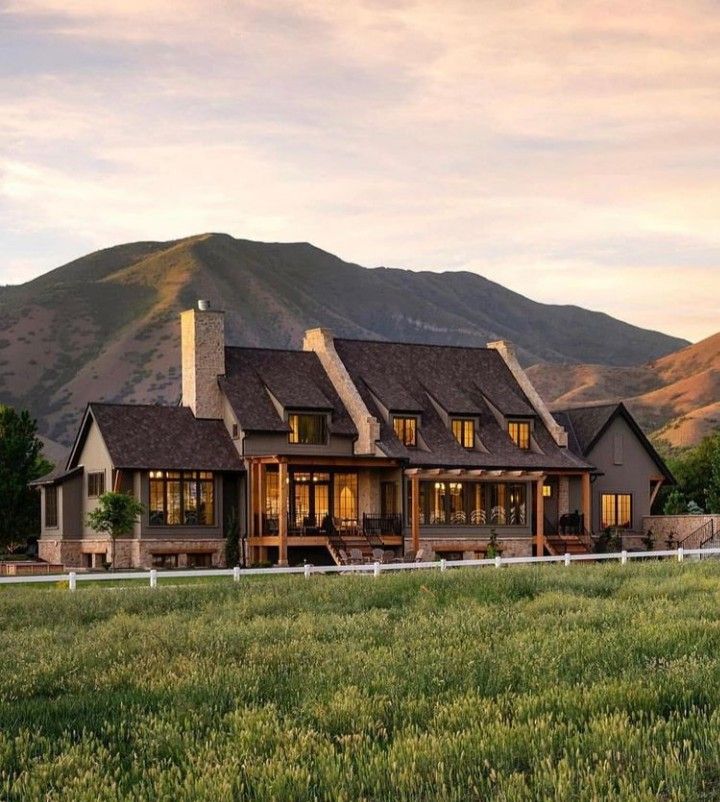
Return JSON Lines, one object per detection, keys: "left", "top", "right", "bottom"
{"left": 451, "top": 419, "right": 475, "bottom": 448}
{"left": 393, "top": 416, "right": 417, "bottom": 447}
{"left": 288, "top": 413, "right": 327, "bottom": 445}
{"left": 508, "top": 420, "right": 530, "bottom": 450}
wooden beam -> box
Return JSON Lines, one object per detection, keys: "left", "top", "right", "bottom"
{"left": 278, "top": 461, "right": 288, "bottom": 566}
{"left": 581, "top": 472, "right": 592, "bottom": 534}
{"left": 649, "top": 478, "right": 664, "bottom": 510}
{"left": 535, "top": 477, "right": 545, "bottom": 556}
{"left": 411, "top": 474, "right": 420, "bottom": 554}
{"left": 257, "top": 462, "right": 264, "bottom": 535}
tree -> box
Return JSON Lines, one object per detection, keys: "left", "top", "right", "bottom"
{"left": 663, "top": 488, "right": 687, "bottom": 515}
{"left": 0, "top": 405, "right": 52, "bottom": 551}
{"left": 86, "top": 492, "right": 144, "bottom": 569}
{"left": 666, "top": 432, "right": 720, "bottom": 514}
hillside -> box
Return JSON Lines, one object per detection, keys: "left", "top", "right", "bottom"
{"left": 0, "top": 233, "right": 687, "bottom": 447}
{"left": 528, "top": 332, "right": 720, "bottom": 450}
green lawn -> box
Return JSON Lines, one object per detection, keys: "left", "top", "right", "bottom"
{"left": 2, "top": 563, "right": 720, "bottom": 801}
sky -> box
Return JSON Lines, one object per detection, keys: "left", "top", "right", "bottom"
{"left": 1, "top": 0, "right": 719, "bottom": 342}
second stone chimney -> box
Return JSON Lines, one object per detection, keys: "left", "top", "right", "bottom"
{"left": 181, "top": 301, "right": 225, "bottom": 419}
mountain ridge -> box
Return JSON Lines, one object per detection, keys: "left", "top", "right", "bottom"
{"left": 0, "top": 233, "right": 688, "bottom": 446}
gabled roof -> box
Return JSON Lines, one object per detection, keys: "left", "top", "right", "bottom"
{"left": 29, "top": 465, "right": 83, "bottom": 487}
{"left": 221, "top": 347, "right": 356, "bottom": 436}
{"left": 334, "top": 338, "right": 591, "bottom": 471}
{"left": 67, "top": 403, "right": 244, "bottom": 472}
{"left": 553, "top": 402, "right": 675, "bottom": 483}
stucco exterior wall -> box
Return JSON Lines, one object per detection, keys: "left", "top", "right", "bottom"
{"left": 81, "top": 421, "right": 114, "bottom": 536}
{"left": 587, "top": 416, "right": 660, "bottom": 532}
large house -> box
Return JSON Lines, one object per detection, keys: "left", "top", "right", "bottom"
{"left": 34, "top": 303, "right": 673, "bottom": 568}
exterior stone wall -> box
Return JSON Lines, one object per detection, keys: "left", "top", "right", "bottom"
{"left": 642, "top": 515, "right": 720, "bottom": 543}
{"left": 407, "top": 537, "right": 532, "bottom": 560}
{"left": 39, "top": 538, "right": 226, "bottom": 569}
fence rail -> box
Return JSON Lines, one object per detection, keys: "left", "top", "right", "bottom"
{"left": 1, "top": 546, "right": 719, "bottom": 589}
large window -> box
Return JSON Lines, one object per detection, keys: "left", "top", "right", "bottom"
{"left": 148, "top": 470, "right": 215, "bottom": 526}
{"left": 411, "top": 481, "right": 527, "bottom": 527}
{"left": 45, "top": 486, "right": 58, "bottom": 528}
{"left": 601, "top": 494, "right": 632, "bottom": 529}
{"left": 452, "top": 419, "right": 475, "bottom": 448}
{"left": 333, "top": 473, "right": 358, "bottom": 521}
{"left": 393, "top": 416, "right": 417, "bottom": 447}
{"left": 88, "top": 471, "right": 105, "bottom": 498}
{"left": 508, "top": 421, "right": 531, "bottom": 450}
{"left": 288, "top": 413, "right": 327, "bottom": 445}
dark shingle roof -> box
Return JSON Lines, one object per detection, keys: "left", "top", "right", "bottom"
{"left": 80, "top": 404, "right": 243, "bottom": 471}
{"left": 553, "top": 402, "right": 675, "bottom": 483}
{"left": 334, "top": 339, "right": 590, "bottom": 471}
{"left": 221, "top": 347, "right": 356, "bottom": 436}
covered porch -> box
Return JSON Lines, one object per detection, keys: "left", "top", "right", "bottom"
{"left": 246, "top": 455, "right": 403, "bottom": 566}
{"left": 405, "top": 468, "right": 592, "bottom": 557}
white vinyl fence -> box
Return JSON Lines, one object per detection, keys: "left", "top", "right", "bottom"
{"left": 1, "top": 546, "right": 720, "bottom": 590}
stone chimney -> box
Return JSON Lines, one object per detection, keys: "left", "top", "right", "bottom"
{"left": 487, "top": 339, "right": 568, "bottom": 447}
{"left": 303, "top": 327, "right": 381, "bottom": 455}
{"left": 181, "top": 301, "right": 225, "bottom": 419}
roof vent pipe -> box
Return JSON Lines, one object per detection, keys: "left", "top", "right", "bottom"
{"left": 197, "top": 299, "right": 210, "bottom": 311}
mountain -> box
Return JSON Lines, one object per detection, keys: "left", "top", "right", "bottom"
{"left": 0, "top": 233, "right": 687, "bottom": 448}
{"left": 528, "top": 332, "right": 720, "bottom": 451}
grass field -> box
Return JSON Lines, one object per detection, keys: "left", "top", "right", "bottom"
{"left": 3, "top": 563, "right": 720, "bottom": 801}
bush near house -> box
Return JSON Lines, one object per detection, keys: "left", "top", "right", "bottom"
{"left": 3, "top": 564, "right": 720, "bottom": 800}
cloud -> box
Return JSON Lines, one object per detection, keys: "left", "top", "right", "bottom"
{"left": 0, "top": 0, "right": 719, "bottom": 341}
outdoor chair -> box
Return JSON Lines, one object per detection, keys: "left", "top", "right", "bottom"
{"left": 404, "top": 550, "right": 416, "bottom": 563}
{"left": 349, "top": 548, "right": 364, "bottom": 565}
{"left": 338, "top": 549, "right": 350, "bottom": 565}
{"left": 372, "top": 548, "right": 385, "bottom": 563}
{"left": 415, "top": 549, "right": 426, "bottom": 562}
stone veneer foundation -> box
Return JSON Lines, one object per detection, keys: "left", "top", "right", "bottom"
{"left": 39, "top": 539, "right": 226, "bottom": 569}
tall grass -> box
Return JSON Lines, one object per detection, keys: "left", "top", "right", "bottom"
{"left": 2, "top": 563, "right": 720, "bottom": 800}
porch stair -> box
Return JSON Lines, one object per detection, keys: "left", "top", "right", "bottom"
{"left": 545, "top": 535, "right": 591, "bottom": 556}
{"left": 327, "top": 534, "right": 376, "bottom": 565}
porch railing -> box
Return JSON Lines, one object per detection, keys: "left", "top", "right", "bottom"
{"left": 362, "top": 513, "right": 403, "bottom": 537}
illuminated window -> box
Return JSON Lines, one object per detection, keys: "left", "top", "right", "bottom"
{"left": 451, "top": 419, "right": 475, "bottom": 448}
{"left": 393, "top": 416, "right": 417, "bottom": 447}
{"left": 288, "top": 413, "right": 327, "bottom": 445}
{"left": 333, "top": 473, "right": 358, "bottom": 521}
{"left": 543, "top": 484, "right": 552, "bottom": 498}
{"left": 508, "top": 421, "right": 531, "bottom": 449}
{"left": 148, "top": 470, "right": 214, "bottom": 526}
{"left": 601, "top": 493, "right": 632, "bottom": 529}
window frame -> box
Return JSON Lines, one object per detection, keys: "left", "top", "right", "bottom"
{"left": 87, "top": 470, "right": 106, "bottom": 498}
{"left": 148, "top": 470, "right": 216, "bottom": 527}
{"left": 393, "top": 415, "right": 418, "bottom": 447}
{"left": 508, "top": 420, "right": 531, "bottom": 450}
{"left": 45, "top": 485, "right": 58, "bottom": 528}
{"left": 451, "top": 418, "right": 475, "bottom": 448}
{"left": 601, "top": 493, "right": 633, "bottom": 529}
{"left": 287, "top": 412, "right": 328, "bottom": 445}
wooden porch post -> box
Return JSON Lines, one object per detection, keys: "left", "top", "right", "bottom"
{"left": 257, "top": 462, "right": 264, "bottom": 536}
{"left": 278, "top": 460, "right": 288, "bottom": 566}
{"left": 411, "top": 475, "right": 420, "bottom": 554}
{"left": 581, "top": 472, "right": 592, "bottom": 534}
{"left": 535, "top": 477, "right": 545, "bottom": 556}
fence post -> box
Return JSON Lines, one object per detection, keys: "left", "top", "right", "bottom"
{"left": 304, "top": 563, "right": 311, "bottom": 580}
{"left": 621, "top": 550, "right": 628, "bottom": 565}
{"left": 373, "top": 561, "right": 381, "bottom": 578}
{"left": 233, "top": 566, "right": 240, "bottom": 583}
{"left": 69, "top": 571, "right": 77, "bottom": 591}
{"left": 149, "top": 569, "right": 157, "bottom": 588}
{"left": 564, "top": 553, "right": 571, "bottom": 567}
{"left": 440, "top": 558, "right": 447, "bottom": 572}
{"left": 678, "top": 547, "right": 684, "bottom": 563}
{"left": 494, "top": 555, "right": 502, "bottom": 568}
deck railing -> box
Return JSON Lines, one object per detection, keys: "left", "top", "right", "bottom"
{"left": 362, "top": 513, "right": 403, "bottom": 537}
